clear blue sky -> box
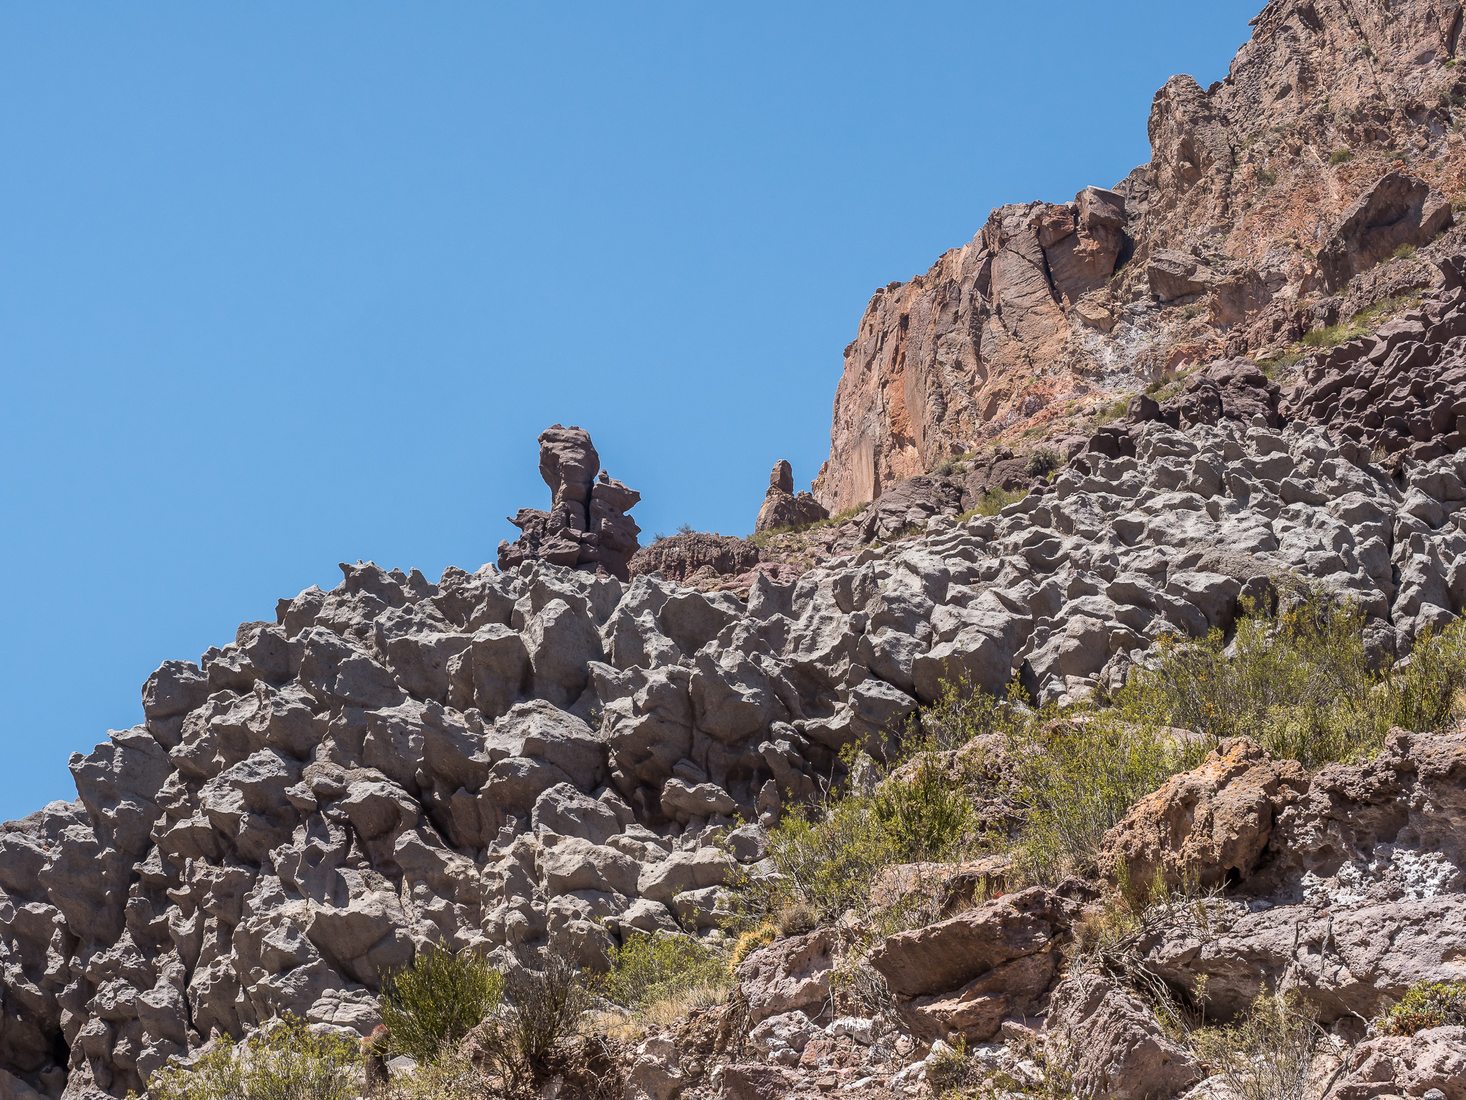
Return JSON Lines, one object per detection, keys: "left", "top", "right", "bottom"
{"left": 0, "top": 2, "right": 1258, "bottom": 821}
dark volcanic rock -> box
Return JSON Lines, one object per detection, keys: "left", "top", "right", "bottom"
{"left": 1288, "top": 270, "right": 1466, "bottom": 462}
{"left": 629, "top": 532, "right": 761, "bottom": 585}
{"left": 498, "top": 425, "right": 642, "bottom": 580}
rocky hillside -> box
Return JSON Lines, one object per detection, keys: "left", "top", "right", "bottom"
{"left": 10, "top": 389, "right": 1466, "bottom": 1097}
{"left": 12, "top": 2, "right": 1466, "bottom": 1099}
{"left": 814, "top": 0, "right": 1466, "bottom": 512}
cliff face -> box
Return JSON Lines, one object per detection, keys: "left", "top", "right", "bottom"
{"left": 814, "top": 0, "right": 1466, "bottom": 512}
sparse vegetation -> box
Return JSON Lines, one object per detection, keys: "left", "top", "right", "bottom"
{"left": 930, "top": 1032, "right": 1078, "bottom": 1099}
{"left": 1391, "top": 242, "right": 1418, "bottom": 261}
{"left": 472, "top": 954, "right": 600, "bottom": 1096}
{"left": 1094, "top": 395, "right": 1132, "bottom": 425}
{"left": 740, "top": 596, "right": 1466, "bottom": 912}
{"left": 597, "top": 932, "right": 727, "bottom": 1014}
{"left": 1301, "top": 322, "right": 1352, "bottom": 349}
{"left": 1115, "top": 602, "right": 1466, "bottom": 768}
{"left": 1189, "top": 993, "right": 1320, "bottom": 1100}
{"left": 1024, "top": 448, "right": 1062, "bottom": 479}
{"left": 957, "top": 487, "right": 1028, "bottom": 522}
{"left": 1293, "top": 291, "right": 1425, "bottom": 353}
{"left": 749, "top": 505, "right": 865, "bottom": 548}
{"left": 752, "top": 736, "right": 985, "bottom": 923}
{"left": 1007, "top": 712, "right": 1188, "bottom": 884}
{"left": 1329, "top": 146, "right": 1353, "bottom": 165}
{"left": 934, "top": 451, "right": 977, "bottom": 477}
{"left": 138, "top": 1016, "right": 360, "bottom": 1100}
{"left": 379, "top": 944, "right": 504, "bottom": 1065}
{"left": 1379, "top": 980, "right": 1466, "bottom": 1035}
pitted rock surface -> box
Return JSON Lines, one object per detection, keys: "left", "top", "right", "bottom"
{"left": 12, "top": 416, "right": 1466, "bottom": 1095}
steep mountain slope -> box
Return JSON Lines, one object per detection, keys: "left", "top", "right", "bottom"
{"left": 11, "top": 3, "right": 1466, "bottom": 1099}
{"left": 815, "top": 0, "right": 1466, "bottom": 512}
{"left": 11, "top": 390, "right": 1466, "bottom": 1096}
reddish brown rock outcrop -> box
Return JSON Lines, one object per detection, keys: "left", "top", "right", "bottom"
{"left": 814, "top": 0, "right": 1466, "bottom": 513}
{"left": 497, "top": 424, "right": 642, "bottom": 580}
{"left": 755, "top": 460, "right": 827, "bottom": 533}
{"left": 1101, "top": 737, "right": 1309, "bottom": 899}
{"left": 867, "top": 886, "right": 1076, "bottom": 1040}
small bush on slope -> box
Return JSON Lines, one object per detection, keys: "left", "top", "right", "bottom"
{"left": 1007, "top": 714, "right": 1196, "bottom": 884}
{"left": 138, "top": 1016, "right": 359, "bottom": 1100}
{"left": 597, "top": 931, "right": 727, "bottom": 1013}
{"left": 1380, "top": 980, "right": 1466, "bottom": 1035}
{"left": 472, "top": 954, "right": 608, "bottom": 1096}
{"left": 1113, "top": 602, "right": 1466, "bottom": 767}
{"left": 1189, "top": 993, "right": 1319, "bottom": 1100}
{"left": 379, "top": 944, "right": 503, "bottom": 1065}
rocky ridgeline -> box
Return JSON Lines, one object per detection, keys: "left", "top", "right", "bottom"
{"left": 11, "top": 404, "right": 1466, "bottom": 1097}
{"left": 814, "top": 0, "right": 1466, "bottom": 514}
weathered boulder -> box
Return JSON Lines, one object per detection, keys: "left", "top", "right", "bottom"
{"left": 1101, "top": 738, "right": 1308, "bottom": 898}
{"left": 1046, "top": 971, "right": 1202, "bottom": 1100}
{"left": 1322, "top": 1025, "right": 1466, "bottom": 1100}
{"left": 1318, "top": 171, "right": 1452, "bottom": 291}
{"left": 868, "top": 887, "right": 1073, "bottom": 1039}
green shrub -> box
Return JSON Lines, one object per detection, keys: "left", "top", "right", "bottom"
{"left": 1329, "top": 147, "right": 1353, "bottom": 165}
{"left": 1113, "top": 602, "right": 1466, "bottom": 768}
{"left": 382, "top": 1049, "right": 486, "bottom": 1100}
{"left": 1189, "top": 993, "right": 1319, "bottom": 1100}
{"left": 1380, "top": 980, "right": 1466, "bottom": 1035}
{"left": 598, "top": 932, "right": 727, "bottom": 1012}
{"left": 759, "top": 789, "right": 900, "bottom": 922}
{"left": 1392, "top": 242, "right": 1418, "bottom": 261}
{"left": 871, "top": 754, "right": 976, "bottom": 860}
{"left": 140, "top": 1016, "right": 359, "bottom": 1100}
{"left": 917, "top": 679, "right": 1030, "bottom": 752}
{"left": 379, "top": 944, "right": 503, "bottom": 1064}
{"left": 1008, "top": 715, "right": 1195, "bottom": 883}
{"left": 958, "top": 487, "right": 1028, "bottom": 522}
{"left": 1024, "top": 449, "right": 1062, "bottom": 479}
{"left": 755, "top": 732, "right": 992, "bottom": 922}
{"left": 1301, "top": 323, "right": 1350, "bottom": 349}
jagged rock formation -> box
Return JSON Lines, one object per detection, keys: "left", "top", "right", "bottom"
{"left": 15, "top": 4, "right": 1466, "bottom": 1098}
{"left": 1288, "top": 273, "right": 1466, "bottom": 462}
{"left": 497, "top": 425, "right": 641, "bottom": 581}
{"left": 814, "top": 0, "right": 1466, "bottom": 513}
{"left": 753, "top": 461, "right": 826, "bottom": 534}
{"left": 11, "top": 410, "right": 1466, "bottom": 1096}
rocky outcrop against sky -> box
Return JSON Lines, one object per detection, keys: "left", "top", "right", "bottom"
{"left": 498, "top": 424, "right": 642, "bottom": 582}
{"left": 814, "top": 0, "right": 1466, "bottom": 513}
